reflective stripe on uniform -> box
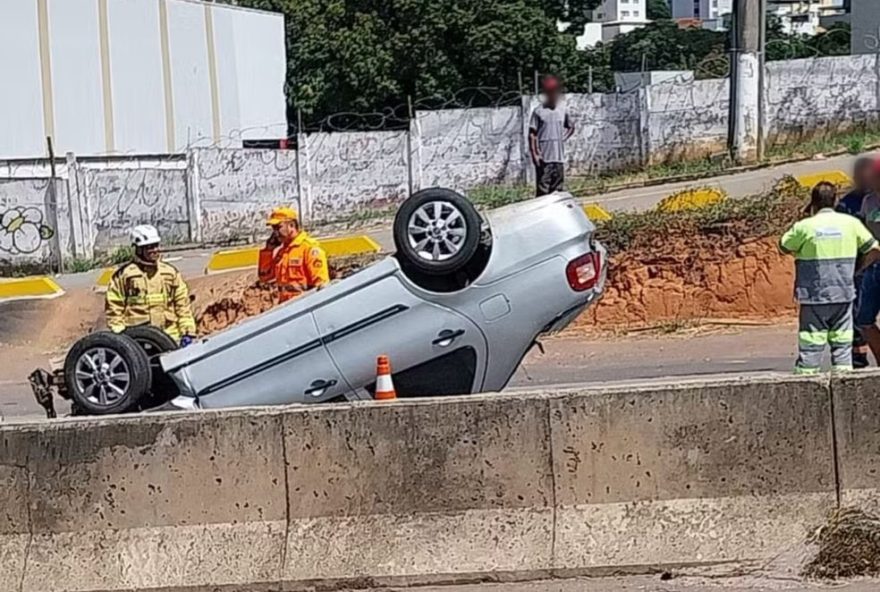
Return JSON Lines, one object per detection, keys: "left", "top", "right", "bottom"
{"left": 798, "top": 330, "right": 829, "bottom": 347}
{"left": 781, "top": 209, "right": 877, "bottom": 305}
{"left": 829, "top": 329, "right": 855, "bottom": 344}
{"left": 125, "top": 293, "right": 168, "bottom": 306}
{"left": 794, "top": 365, "right": 821, "bottom": 375}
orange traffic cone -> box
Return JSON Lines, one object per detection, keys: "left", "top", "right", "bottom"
{"left": 375, "top": 355, "right": 397, "bottom": 400}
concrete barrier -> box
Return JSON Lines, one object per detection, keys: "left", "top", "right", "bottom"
{"left": 0, "top": 374, "right": 842, "bottom": 591}
{"left": 0, "top": 412, "right": 288, "bottom": 592}
{"left": 551, "top": 376, "right": 836, "bottom": 571}
{"left": 831, "top": 371, "right": 880, "bottom": 514}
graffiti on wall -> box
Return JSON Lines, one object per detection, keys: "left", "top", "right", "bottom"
{"left": 84, "top": 167, "right": 190, "bottom": 250}
{"left": 0, "top": 178, "right": 61, "bottom": 263}
{"left": 417, "top": 107, "right": 523, "bottom": 191}
{"left": 307, "top": 131, "right": 409, "bottom": 223}
{"left": 0, "top": 207, "right": 54, "bottom": 255}
{"left": 197, "top": 148, "right": 299, "bottom": 243}
{"left": 764, "top": 55, "right": 878, "bottom": 146}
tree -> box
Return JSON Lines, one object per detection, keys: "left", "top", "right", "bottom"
{"left": 646, "top": 0, "right": 671, "bottom": 21}
{"left": 609, "top": 20, "right": 727, "bottom": 75}
{"left": 236, "top": 0, "right": 602, "bottom": 123}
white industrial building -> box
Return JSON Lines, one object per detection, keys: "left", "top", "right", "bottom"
{"left": 576, "top": 0, "right": 651, "bottom": 48}
{"left": 0, "top": 0, "right": 287, "bottom": 160}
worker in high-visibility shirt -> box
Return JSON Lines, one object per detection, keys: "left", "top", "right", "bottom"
{"left": 779, "top": 182, "right": 880, "bottom": 374}
{"left": 105, "top": 225, "right": 197, "bottom": 345}
{"left": 258, "top": 206, "right": 329, "bottom": 303}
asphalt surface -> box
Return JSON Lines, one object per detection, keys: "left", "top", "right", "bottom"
{"left": 0, "top": 153, "right": 860, "bottom": 420}
{"left": 0, "top": 324, "right": 801, "bottom": 422}
{"left": 351, "top": 576, "right": 880, "bottom": 592}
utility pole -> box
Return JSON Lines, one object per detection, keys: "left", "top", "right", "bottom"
{"left": 728, "top": 0, "right": 762, "bottom": 164}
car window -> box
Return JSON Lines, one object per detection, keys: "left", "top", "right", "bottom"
{"left": 366, "top": 347, "right": 478, "bottom": 397}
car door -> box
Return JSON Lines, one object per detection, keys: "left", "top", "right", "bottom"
{"left": 312, "top": 275, "right": 488, "bottom": 397}
{"left": 185, "top": 311, "right": 349, "bottom": 409}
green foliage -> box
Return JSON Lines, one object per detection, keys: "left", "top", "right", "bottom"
{"left": 237, "top": 0, "right": 601, "bottom": 120}
{"left": 595, "top": 176, "right": 811, "bottom": 254}
{"left": 846, "top": 135, "right": 866, "bottom": 155}
{"left": 106, "top": 245, "right": 134, "bottom": 266}
{"left": 765, "top": 18, "right": 851, "bottom": 61}
{"left": 469, "top": 185, "right": 532, "bottom": 209}
{"left": 646, "top": 0, "right": 671, "bottom": 21}
{"left": 608, "top": 21, "right": 728, "bottom": 76}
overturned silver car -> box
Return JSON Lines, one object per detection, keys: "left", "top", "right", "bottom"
{"left": 32, "top": 188, "right": 607, "bottom": 416}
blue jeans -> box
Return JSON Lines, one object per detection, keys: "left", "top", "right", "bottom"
{"left": 856, "top": 263, "right": 880, "bottom": 328}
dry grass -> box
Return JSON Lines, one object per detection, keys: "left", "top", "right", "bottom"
{"left": 803, "top": 508, "right": 880, "bottom": 579}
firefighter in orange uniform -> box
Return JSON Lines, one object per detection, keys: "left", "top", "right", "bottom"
{"left": 258, "top": 207, "right": 329, "bottom": 303}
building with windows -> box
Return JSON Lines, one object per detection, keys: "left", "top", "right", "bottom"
{"left": 580, "top": 0, "right": 650, "bottom": 46}
{"left": 768, "top": 0, "right": 848, "bottom": 36}
{"left": 670, "top": 0, "right": 733, "bottom": 30}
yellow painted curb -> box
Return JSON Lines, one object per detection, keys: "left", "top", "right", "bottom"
{"left": 206, "top": 235, "right": 382, "bottom": 274}
{"left": 0, "top": 276, "right": 64, "bottom": 302}
{"left": 583, "top": 203, "right": 612, "bottom": 222}
{"left": 657, "top": 187, "right": 726, "bottom": 213}
{"left": 95, "top": 267, "right": 115, "bottom": 288}
{"left": 796, "top": 170, "right": 852, "bottom": 189}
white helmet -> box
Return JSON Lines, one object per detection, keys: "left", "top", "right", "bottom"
{"left": 130, "top": 224, "right": 161, "bottom": 247}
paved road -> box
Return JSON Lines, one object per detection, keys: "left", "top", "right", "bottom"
{"left": 0, "top": 324, "right": 803, "bottom": 422}
{"left": 50, "top": 151, "right": 867, "bottom": 290}
{"left": 2, "top": 153, "right": 857, "bottom": 419}
{"left": 354, "top": 576, "right": 880, "bottom": 592}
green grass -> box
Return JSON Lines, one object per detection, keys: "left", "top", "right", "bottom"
{"left": 469, "top": 185, "right": 532, "bottom": 209}
{"left": 766, "top": 128, "right": 880, "bottom": 161}
{"left": 593, "top": 176, "right": 809, "bottom": 254}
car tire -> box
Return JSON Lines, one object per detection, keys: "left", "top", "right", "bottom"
{"left": 123, "top": 325, "right": 180, "bottom": 402}
{"left": 63, "top": 331, "right": 152, "bottom": 415}
{"left": 394, "top": 188, "right": 482, "bottom": 276}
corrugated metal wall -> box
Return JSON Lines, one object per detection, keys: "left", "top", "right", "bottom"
{"left": 0, "top": 0, "right": 287, "bottom": 159}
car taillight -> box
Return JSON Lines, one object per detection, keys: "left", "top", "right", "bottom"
{"left": 566, "top": 252, "right": 601, "bottom": 292}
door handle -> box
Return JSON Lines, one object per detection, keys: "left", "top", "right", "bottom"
{"left": 305, "top": 378, "right": 337, "bottom": 398}
{"left": 432, "top": 329, "right": 465, "bottom": 347}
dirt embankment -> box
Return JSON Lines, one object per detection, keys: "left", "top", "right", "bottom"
{"left": 578, "top": 236, "right": 796, "bottom": 331}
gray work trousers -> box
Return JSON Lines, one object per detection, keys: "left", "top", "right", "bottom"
{"left": 796, "top": 302, "right": 854, "bottom": 374}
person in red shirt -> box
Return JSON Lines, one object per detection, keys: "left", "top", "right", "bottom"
{"left": 258, "top": 207, "right": 329, "bottom": 303}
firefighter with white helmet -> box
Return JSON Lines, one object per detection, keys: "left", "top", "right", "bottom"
{"left": 105, "top": 224, "right": 197, "bottom": 345}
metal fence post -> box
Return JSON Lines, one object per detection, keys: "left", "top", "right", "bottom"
{"left": 521, "top": 94, "right": 533, "bottom": 186}
{"left": 296, "top": 109, "right": 312, "bottom": 223}
{"left": 185, "top": 148, "right": 202, "bottom": 243}
{"left": 63, "top": 151, "right": 91, "bottom": 260}
{"left": 637, "top": 88, "right": 651, "bottom": 168}
{"left": 45, "top": 136, "right": 63, "bottom": 273}
{"left": 406, "top": 95, "right": 414, "bottom": 196}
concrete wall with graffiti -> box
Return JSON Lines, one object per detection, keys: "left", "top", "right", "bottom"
{"left": 0, "top": 178, "right": 68, "bottom": 267}
{"left": 82, "top": 166, "right": 190, "bottom": 251}
{"left": 647, "top": 77, "right": 730, "bottom": 164}
{"left": 764, "top": 55, "right": 880, "bottom": 148}
{"left": 1, "top": 54, "right": 876, "bottom": 271}
{"left": 197, "top": 148, "right": 299, "bottom": 243}
{"left": 564, "top": 93, "right": 643, "bottom": 175}
{"left": 306, "top": 131, "right": 410, "bottom": 223}
{"left": 415, "top": 107, "right": 523, "bottom": 191}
